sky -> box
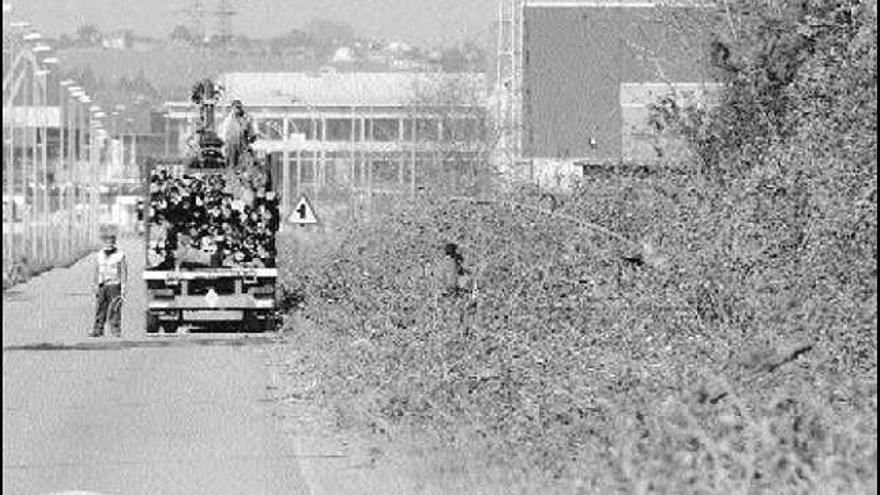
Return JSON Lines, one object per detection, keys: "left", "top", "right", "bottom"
{"left": 7, "top": 0, "right": 499, "bottom": 47}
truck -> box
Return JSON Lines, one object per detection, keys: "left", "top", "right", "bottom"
{"left": 141, "top": 79, "right": 279, "bottom": 334}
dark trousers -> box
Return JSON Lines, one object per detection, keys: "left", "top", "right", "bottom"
{"left": 93, "top": 283, "right": 122, "bottom": 336}
{"left": 226, "top": 144, "right": 250, "bottom": 169}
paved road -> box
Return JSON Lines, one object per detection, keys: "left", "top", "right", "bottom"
{"left": 3, "top": 239, "right": 309, "bottom": 495}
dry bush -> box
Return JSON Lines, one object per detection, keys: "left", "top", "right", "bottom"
{"left": 276, "top": 2, "right": 876, "bottom": 492}
{"left": 281, "top": 172, "right": 875, "bottom": 493}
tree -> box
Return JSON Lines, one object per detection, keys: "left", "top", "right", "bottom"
{"left": 68, "top": 65, "right": 101, "bottom": 90}
{"left": 304, "top": 19, "right": 355, "bottom": 46}
{"left": 652, "top": 0, "right": 876, "bottom": 177}
{"left": 647, "top": 0, "right": 877, "bottom": 367}
{"left": 169, "top": 25, "right": 194, "bottom": 44}
{"left": 76, "top": 23, "right": 101, "bottom": 46}
{"left": 407, "top": 74, "right": 494, "bottom": 195}
{"left": 440, "top": 47, "right": 468, "bottom": 72}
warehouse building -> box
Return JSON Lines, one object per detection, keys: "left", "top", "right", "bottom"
{"left": 165, "top": 72, "right": 489, "bottom": 216}
{"left": 503, "top": 0, "right": 719, "bottom": 188}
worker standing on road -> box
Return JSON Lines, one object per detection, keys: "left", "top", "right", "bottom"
{"left": 91, "top": 226, "right": 128, "bottom": 338}
{"left": 219, "top": 99, "right": 257, "bottom": 169}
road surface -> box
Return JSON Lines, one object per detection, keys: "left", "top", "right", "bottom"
{"left": 3, "top": 239, "right": 308, "bottom": 495}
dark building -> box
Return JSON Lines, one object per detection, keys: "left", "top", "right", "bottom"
{"left": 521, "top": 2, "right": 710, "bottom": 165}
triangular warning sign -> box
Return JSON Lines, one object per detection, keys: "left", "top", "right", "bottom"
{"left": 288, "top": 195, "right": 318, "bottom": 224}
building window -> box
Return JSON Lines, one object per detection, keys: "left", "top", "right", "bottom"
{"left": 256, "top": 118, "right": 284, "bottom": 140}
{"left": 325, "top": 118, "right": 355, "bottom": 142}
{"left": 442, "top": 117, "right": 484, "bottom": 142}
{"left": 300, "top": 160, "right": 315, "bottom": 183}
{"left": 368, "top": 119, "right": 400, "bottom": 142}
{"left": 404, "top": 118, "right": 438, "bottom": 141}
{"left": 287, "top": 118, "right": 322, "bottom": 140}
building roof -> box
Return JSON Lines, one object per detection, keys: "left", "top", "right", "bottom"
{"left": 215, "top": 72, "right": 487, "bottom": 108}
{"left": 526, "top": 0, "right": 703, "bottom": 6}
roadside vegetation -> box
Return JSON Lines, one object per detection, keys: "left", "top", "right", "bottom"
{"left": 277, "top": 1, "right": 876, "bottom": 493}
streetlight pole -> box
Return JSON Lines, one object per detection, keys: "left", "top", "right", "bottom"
{"left": 59, "top": 79, "right": 74, "bottom": 261}
{"left": 89, "top": 109, "right": 98, "bottom": 245}
{"left": 6, "top": 21, "right": 31, "bottom": 266}
{"left": 4, "top": 89, "right": 15, "bottom": 267}
{"left": 31, "top": 43, "right": 53, "bottom": 264}
{"left": 5, "top": 65, "right": 19, "bottom": 267}
{"left": 78, "top": 95, "right": 88, "bottom": 250}
{"left": 29, "top": 56, "right": 39, "bottom": 263}
{"left": 78, "top": 94, "right": 92, "bottom": 248}
{"left": 34, "top": 67, "right": 50, "bottom": 264}
{"left": 68, "top": 87, "right": 82, "bottom": 254}
{"left": 88, "top": 106, "right": 105, "bottom": 247}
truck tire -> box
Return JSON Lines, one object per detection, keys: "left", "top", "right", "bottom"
{"left": 163, "top": 312, "right": 180, "bottom": 334}
{"left": 263, "top": 314, "right": 277, "bottom": 332}
{"left": 146, "top": 311, "right": 160, "bottom": 334}
{"left": 241, "top": 311, "right": 273, "bottom": 333}
{"left": 242, "top": 310, "right": 258, "bottom": 333}
{"left": 147, "top": 311, "right": 179, "bottom": 334}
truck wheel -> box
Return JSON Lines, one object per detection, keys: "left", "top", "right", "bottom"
{"left": 146, "top": 311, "right": 160, "bottom": 334}
{"left": 242, "top": 311, "right": 274, "bottom": 333}
{"left": 242, "top": 311, "right": 258, "bottom": 333}
{"left": 164, "top": 314, "right": 180, "bottom": 334}
{"left": 263, "top": 314, "right": 277, "bottom": 332}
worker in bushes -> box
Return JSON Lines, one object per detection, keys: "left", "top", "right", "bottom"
{"left": 440, "top": 242, "right": 470, "bottom": 297}
{"left": 91, "top": 226, "right": 128, "bottom": 338}
{"left": 220, "top": 99, "right": 256, "bottom": 169}
{"left": 434, "top": 242, "right": 478, "bottom": 331}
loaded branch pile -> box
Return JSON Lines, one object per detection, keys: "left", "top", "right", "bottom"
{"left": 147, "top": 165, "right": 280, "bottom": 269}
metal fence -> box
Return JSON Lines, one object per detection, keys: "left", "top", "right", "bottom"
{"left": 3, "top": 14, "right": 111, "bottom": 281}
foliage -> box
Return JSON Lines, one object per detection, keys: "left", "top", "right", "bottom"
{"left": 651, "top": 0, "right": 877, "bottom": 177}
{"left": 277, "top": 1, "right": 877, "bottom": 492}
{"left": 169, "top": 25, "right": 196, "bottom": 44}
{"left": 285, "top": 174, "right": 875, "bottom": 492}
{"left": 75, "top": 23, "right": 102, "bottom": 46}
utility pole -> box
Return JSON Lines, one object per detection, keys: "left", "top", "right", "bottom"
{"left": 214, "top": 0, "right": 237, "bottom": 48}
{"left": 191, "top": 0, "right": 206, "bottom": 44}
{"left": 29, "top": 63, "right": 38, "bottom": 263}
{"left": 495, "top": 0, "right": 525, "bottom": 174}
{"left": 59, "top": 80, "right": 74, "bottom": 261}
{"left": 37, "top": 69, "right": 49, "bottom": 264}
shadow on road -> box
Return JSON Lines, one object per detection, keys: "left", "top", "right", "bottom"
{"left": 3, "top": 335, "right": 277, "bottom": 352}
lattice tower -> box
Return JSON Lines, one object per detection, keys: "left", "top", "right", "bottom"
{"left": 214, "top": 0, "right": 238, "bottom": 44}
{"left": 495, "top": 0, "right": 524, "bottom": 163}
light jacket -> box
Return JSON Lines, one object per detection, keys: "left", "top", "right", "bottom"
{"left": 219, "top": 113, "right": 256, "bottom": 151}
{"left": 96, "top": 250, "right": 128, "bottom": 287}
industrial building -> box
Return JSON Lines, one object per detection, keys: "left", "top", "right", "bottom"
{"left": 165, "top": 71, "right": 489, "bottom": 216}
{"left": 495, "top": 0, "right": 719, "bottom": 188}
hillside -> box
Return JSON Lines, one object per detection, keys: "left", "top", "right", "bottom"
{"left": 56, "top": 45, "right": 323, "bottom": 102}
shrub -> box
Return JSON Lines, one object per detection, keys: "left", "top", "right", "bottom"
{"left": 277, "top": 1, "right": 876, "bottom": 492}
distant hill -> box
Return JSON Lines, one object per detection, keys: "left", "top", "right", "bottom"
{"left": 55, "top": 44, "right": 450, "bottom": 105}
{"left": 56, "top": 45, "right": 324, "bottom": 102}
